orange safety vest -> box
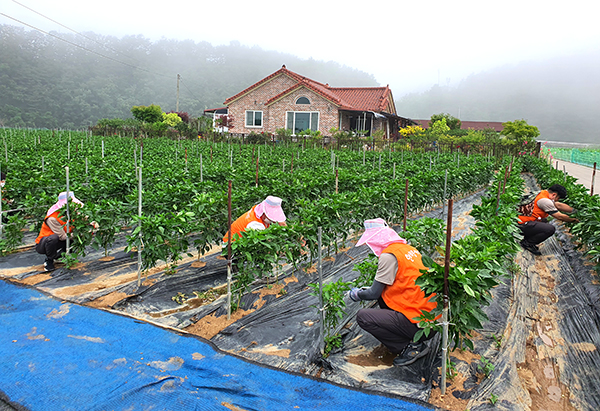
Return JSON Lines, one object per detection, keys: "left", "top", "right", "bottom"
{"left": 35, "top": 211, "right": 68, "bottom": 244}
{"left": 222, "top": 205, "right": 265, "bottom": 243}
{"left": 518, "top": 190, "right": 551, "bottom": 224}
{"left": 380, "top": 243, "right": 437, "bottom": 323}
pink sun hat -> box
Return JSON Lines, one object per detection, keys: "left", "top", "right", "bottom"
{"left": 255, "top": 196, "right": 286, "bottom": 222}
{"left": 46, "top": 191, "right": 84, "bottom": 217}
{"left": 356, "top": 218, "right": 406, "bottom": 256}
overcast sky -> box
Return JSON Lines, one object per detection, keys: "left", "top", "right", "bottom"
{"left": 2, "top": 0, "right": 599, "bottom": 96}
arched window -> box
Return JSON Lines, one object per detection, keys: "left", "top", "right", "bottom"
{"left": 296, "top": 97, "right": 310, "bottom": 105}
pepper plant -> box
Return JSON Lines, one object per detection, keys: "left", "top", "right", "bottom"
{"left": 308, "top": 277, "right": 351, "bottom": 356}
{"left": 224, "top": 223, "right": 306, "bottom": 310}
{"left": 86, "top": 200, "right": 126, "bottom": 257}
{"left": 414, "top": 158, "right": 522, "bottom": 349}
{"left": 523, "top": 156, "right": 600, "bottom": 273}
{"left": 58, "top": 201, "right": 96, "bottom": 258}
{"left": 402, "top": 217, "right": 445, "bottom": 257}
{"left": 126, "top": 206, "right": 195, "bottom": 274}
{"left": 0, "top": 213, "right": 27, "bottom": 256}
{"left": 352, "top": 254, "right": 378, "bottom": 288}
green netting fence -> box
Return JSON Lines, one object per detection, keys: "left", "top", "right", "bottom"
{"left": 548, "top": 148, "right": 600, "bottom": 168}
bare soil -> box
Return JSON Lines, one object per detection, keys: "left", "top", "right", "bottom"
{"left": 429, "top": 371, "right": 470, "bottom": 411}
{"left": 346, "top": 344, "right": 395, "bottom": 367}
{"left": 184, "top": 279, "right": 295, "bottom": 340}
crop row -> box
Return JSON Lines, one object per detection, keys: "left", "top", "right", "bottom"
{"left": 523, "top": 156, "right": 600, "bottom": 272}
{"left": 1, "top": 130, "right": 496, "bottom": 270}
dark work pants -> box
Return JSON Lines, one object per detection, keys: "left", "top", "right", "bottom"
{"left": 35, "top": 234, "right": 66, "bottom": 261}
{"left": 518, "top": 221, "right": 556, "bottom": 246}
{"left": 356, "top": 298, "right": 420, "bottom": 354}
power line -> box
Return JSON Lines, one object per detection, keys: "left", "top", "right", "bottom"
{"left": 179, "top": 77, "right": 206, "bottom": 107}
{"left": 0, "top": 12, "right": 172, "bottom": 80}
{"left": 10, "top": 0, "right": 138, "bottom": 64}
{"left": 2, "top": 5, "right": 207, "bottom": 113}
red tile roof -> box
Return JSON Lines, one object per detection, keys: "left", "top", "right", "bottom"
{"left": 460, "top": 121, "right": 504, "bottom": 132}
{"left": 332, "top": 87, "right": 393, "bottom": 112}
{"left": 266, "top": 80, "right": 342, "bottom": 106}
{"left": 203, "top": 107, "right": 228, "bottom": 114}
{"left": 412, "top": 119, "right": 430, "bottom": 128}
{"left": 225, "top": 65, "right": 395, "bottom": 114}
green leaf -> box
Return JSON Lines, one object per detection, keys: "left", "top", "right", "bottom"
{"left": 463, "top": 284, "right": 476, "bottom": 297}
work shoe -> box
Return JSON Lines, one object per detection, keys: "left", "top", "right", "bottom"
{"left": 520, "top": 240, "right": 541, "bottom": 256}
{"left": 44, "top": 259, "right": 56, "bottom": 272}
{"left": 393, "top": 342, "right": 430, "bottom": 367}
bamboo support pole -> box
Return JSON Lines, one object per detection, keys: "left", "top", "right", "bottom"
{"left": 441, "top": 198, "right": 454, "bottom": 396}
{"left": 404, "top": 178, "right": 409, "bottom": 231}
{"left": 318, "top": 227, "right": 324, "bottom": 355}
{"left": 335, "top": 169, "right": 338, "bottom": 194}
{"left": 65, "top": 167, "right": 71, "bottom": 254}
{"left": 136, "top": 165, "right": 143, "bottom": 288}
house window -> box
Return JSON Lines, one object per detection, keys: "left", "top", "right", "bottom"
{"left": 245, "top": 110, "right": 263, "bottom": 127}
{"left": 296, "top": 97, "right": 310, "bottom": 105}
{"left": 286, "top": 112, "right": 319, "bottom": 134}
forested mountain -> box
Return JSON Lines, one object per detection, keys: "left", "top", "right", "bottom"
{"left": 2, "top": 23, "right": 598, "bottom": 144}
{"left": 396, "top": 51, "right": 600, "bottom": 143}
{"left": 0, "top": 24, "right": 377, "bottom": 129}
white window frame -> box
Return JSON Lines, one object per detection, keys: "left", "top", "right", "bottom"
{"left": 286, "top": 111, "right": 319, "bottom": 135}
{"left": 245, "top": 110, "right": 263, "bottom": 128}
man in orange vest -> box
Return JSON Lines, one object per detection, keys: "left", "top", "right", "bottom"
{"left": 348, "top": 218, "right": 437, "bottom": 366}
{"left": 518, "top": 184, "right": 578, "bottom": 256}
{"left": 223, "top": 196, "right": 287, "bottom": 243}
{"left": 35, "top": 191, "right": 83, "bottom": 272}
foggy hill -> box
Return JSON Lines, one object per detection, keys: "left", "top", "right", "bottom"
{"left": 0, "top": 25, "right": 377, "bottom": 129}
{"left": 2, "top": 23, "right": 598, "bottom": 144}
{"left": 396, "top": 50, "right": 600, "bottom": 144}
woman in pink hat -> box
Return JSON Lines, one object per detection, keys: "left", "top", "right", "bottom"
{"left": 223, "top": 196, "right": 287, "bottom": 243}
{"left": 349, "top": 218, "right": 437, "bottom": 366}
{"left": 35, "top": 191, "right": 84, "bottom": 272}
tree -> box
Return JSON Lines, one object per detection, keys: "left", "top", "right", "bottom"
{"left": 399, "top": 125, "right": 425, "bottom": 141}
{"left": 131, "top": 104, "right": 163, "bottom": 123}
{"left": 429, "top": 118, "right": 450, "bottom": 137}
{"left": 162, "top": 112, "right": 183, "bottom": 127}
{"left": 214, "top": 114, "right": 235, "bottom": 130}
{"left": 430, "top": 113, "right": 461, "bottom": 130}
{"left": 502, "top": 119, "right": 540, "bottom": 149}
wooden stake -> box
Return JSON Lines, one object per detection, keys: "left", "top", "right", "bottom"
{"left": 592, "top": 162, "right": 596, "bottom": 196}
{"left": 501, "top": 165, "right": 509, "bottom": 195}
{"left": 255, "top": 156, "right": 259, "bottom": 187}
{"left": 227, "top": 180, "right": 232, "bottom": 320}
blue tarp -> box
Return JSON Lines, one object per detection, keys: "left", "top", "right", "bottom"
{"left": 0, "top": 280, "right": 435, "bottom": 411}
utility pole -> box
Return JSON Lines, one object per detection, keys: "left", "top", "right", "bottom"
{"left": 176, "top": 74, "right": 180, "bottom": 112}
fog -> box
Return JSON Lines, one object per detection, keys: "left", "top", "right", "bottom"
{"left": 3, "top": 0, "right": 599, "bottom": 95}
{"left": 1, "top": 0, "right": 599, "bottom": 142}
{"left": 397, "top": 50, "right": 600, "bottom": 143}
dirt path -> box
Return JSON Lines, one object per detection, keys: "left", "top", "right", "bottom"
{"left": 450, "top": 231, "right": 600, "bottom": 411}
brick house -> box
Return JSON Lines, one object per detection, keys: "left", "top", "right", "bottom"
{"left": 206, "top": 65, "right": 413, "bottom": 140}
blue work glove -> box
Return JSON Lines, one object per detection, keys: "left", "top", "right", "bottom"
{"left": 348, "top": 287, "right": 362, "bottom": 302}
